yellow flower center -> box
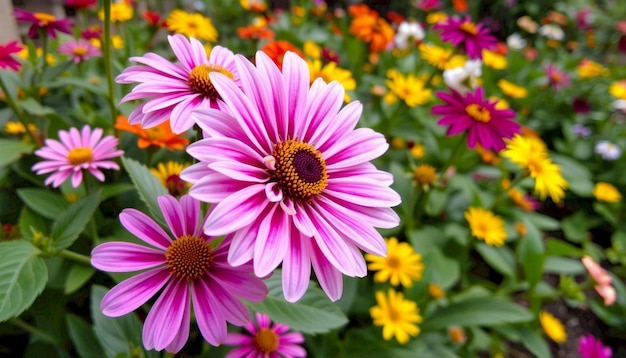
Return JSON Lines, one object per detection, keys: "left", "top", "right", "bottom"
{"left": 34, "top": 12, "right": 56, "bottom": 26}
{"left": 413, "top": 164, "right": 437, "bottom": 186}
{"left": 145, "top": 127, "right": 166, "bottom": 140}
{"left": 386, "top": 256, "right": 401, "bottom": 270}
{"left": 67, "top": 147, "right": 93, "bottom": 165}
{"left": 550, "top": 72, "right": 562, "bottom": 83}
{"left": 387, "top": 306, "right": 401, "bottom": 323}
{"left": 527, "top": 158, "right": 544, "bottom": 176}
{"left": 465, "top": 104, "right": 491, "bottom": 123}
{"left": 165, "top": 235, "right": 213, "bottom": 280}
{"left": 270, "top": 140, "right": 328, "bottom": 201}
{"left": 188, "top": 64, "right": 235, "bottom": 100}
{"left": 73, "top": 46, "right": 88, "bottom": 56}
{"left": 460, "top": 21, "right": 478, "bottom": 36}
{"left": 253, "top": 328, "right": 279, "bottom": 354}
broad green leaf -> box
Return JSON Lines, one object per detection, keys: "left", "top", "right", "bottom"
{"left": 519, "top": 211, "right": 560, "bottom": 230}
{"left": 18, "top": 206, "right": 48, "bottom": 240}
{"left": 422, "top": 298, "right": 533, "bottom": 330}
{"left": 545, "top": 239, "right": 584, "bottom": 257}
{"left": 561, "top": 211, "right": 602, "bottom": 243}
{"left": 121, "top": 156, "right": 167, "bottom": 225}
{"left": 16, "top": 97, "right": 55, "bottom": 116}
{"left": 246, "top": 271, "right": 348, "bottom": 334}
{"left": 17, "top": 188, "right": 69, "bottom": 219}
{"left": 517, "top": 325, "right": 551, "bottom": 358}
{"left": 101, "top": 183, "right": 135, "bottom": 201}
{"left": 51, "top": 189, "right": 101, "bottom": 250}
{"left": 0, "top": 240, "right": 47, "bottom": 322}
{"left": 543, "top": 256, "right": 585, "bottom": 275}
{"left": 66, "top": 313, "right": 105, "bottom": 358}
{"left": 475, "top": 243, "right": 515, "bottom": 277}
{"left": 422, "top": 248, "right": 460, "bottom": 289}
{"left": 64, "top": 263, "right": 96, "bottom": 295}
{"left": 518, "top": 221, "right": 544, "bottom": 287}
{"left": 0, "top": 139, "right": 34, "bottom": 168}
{"left": 593, "top": 202, "right": 618, "bottom": 226}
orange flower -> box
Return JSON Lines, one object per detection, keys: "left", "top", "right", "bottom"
{"left": 260, "top": 40, "right": 304, "bottom": 70}
{"left": 348, "top": 4, "right": 378, "bottom": 17}
{"left": 452, "top": 0, "right": 468, "bottom": 13}
{"left": 115, "top": 115, "right": 189, "bottom": 150}
{"left": 349, "top": 13, "right": 394, "bottom": 52}
{"left": 581, "top": 256, "right": 616, "bottom": 306}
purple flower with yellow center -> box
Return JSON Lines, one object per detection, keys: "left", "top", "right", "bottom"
{"left": 57, "top": 38, "right": 102, "bottom": 63}
{"left": 545, "top": 64, "right": 571, "bottom": 91}
{"left": 432, "top": 87, "right": 519, "bottom": 151}
{"left": 32, "top": 126, "right": 123, "bottom": 188}
{"left": 224, "top": 312, "right": 306, "bottom": 357}
{"left": 116, "top": 34, "right": 239, "bottom": 133}
{"left": 577, "top": 334, "right": 612, "bottom": 358}
{"left": 13, "top": 8, "right": 73, "bottom": 39}
{"left": 181, "top": 51, "right": 401, "bottom": 302}
{"left": 433, "top": 15, "right": 497, "bottom": 59}
{"left": 91, "top": 195, "right": 268, "bottom": 352}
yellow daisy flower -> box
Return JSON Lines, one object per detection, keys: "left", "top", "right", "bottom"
{"left": 464, "top": 207, "right": 507, "bottom": 246}
{"left": 419, "top": 44, "right": 465, "bottom": 70}
{"left": 411, "top": 144, "right": 426, "bottom": 159}
{"left": 577, "top": 59, "right": 609, "bottom": 78}
{"left": 527, "top": 157, "right": 568, "bottom": 202}
{"left": 482, "top": 49, "right": 507, "bottom": 70}
{"left": 428, "top": 283, "right": 445, "bottom": 299}
{"left": 501, "top": 134, "right": 548, "bottom": 169}
{"left": 609, "top": 80, "right": 626, "bottom": 100}
{"left": 385, "top": 69, "right": 432, "bottom": 107}
{"left": 539, "top": 311, "right": 567, "bottom": 343}
{"left": 150, "top": 161, "right": 191, "bottom": 196}
{"left": 167, "top": 10, "right": 218, "bottom": 42}
{"left": 497, "top": 79, "right": 528, "bottom": 99}
{"left": 426, "top": 12, "right": 448, "bottom": 25}
{"left": 413, "top": 164, "right": 437, "bottom": 188}
{"left": 593, "top": 182, "right": 622, "bottom": 203}
{"left": 4, "top": 121, "right": 37, "bottom": 135}
{"left": 98, "top": 2, "right": 134, "bottom": 23}
{"left": 365, "top": 237, "right": 424, "bottom": 287}
{"left": 307, "top": 60, "right": 356, "bottom": 102}
{"left": 303, "top": 41, "right": 322, "bottom": 59}
{"left": 370, "top": 289, "right": 423, "bottom": 344}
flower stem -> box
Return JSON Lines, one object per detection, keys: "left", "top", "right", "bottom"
{"left": 102, "top": 0, "right": 117, "bottom": 124}
{"left": 9, "top": 318, "right": 60, "bottom": 345}
{"left": 0, "top": 75, "right": 39, "bottom": 145}
{"left": 441, "top": 133, "right": 467, "bottom": 175}
{"left": 58, "top": 249, "right": 92, "bottom": 266}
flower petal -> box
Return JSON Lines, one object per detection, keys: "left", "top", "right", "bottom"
{"left": 119, "top": 209, "right": 173, "bottom": 250}
{"left": 143, "top": 279, "right": 189, "bottom": 351}
{"left": 91, "top": 242, "right": 165, "bottom": 272}
{"left": 100, "top": 268, "right": 170, "bottom": 317}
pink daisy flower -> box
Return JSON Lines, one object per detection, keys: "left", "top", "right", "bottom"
{"left": 0, "top": 40, "right": 23, "bottom": 71}
{"left": 57, "top": 38, "right": 102, "bottom": 64}
{"left": 181, "top": 51, "right": 401, "bottom": 302}
{"left": 91, "top": 195, "right": 268, "bottom": 353}
{"left": 13, "top": 8, "right": 73, "bottom": 40}
{"left": 116, "top": 34, "right": 240, "bottom": 134}
{"left": 577, "top": 334, "right": 613, "bottom": 358}
{"left": 32, "top": 126, "right": 124, "bottom": 188}
{"left": 433, "top": 15, "right": 497, "bottom": 59}
{"left": 545, "top": 64, "right": 571, "bottom": 91}
{"left": 224, "top": 312, "right": 306, "bottom": 358}
{"left": 432, "top": 86, "right": 519, "bottom": 151}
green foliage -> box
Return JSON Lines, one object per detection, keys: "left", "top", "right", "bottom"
{"left": 121, "top": 156, "right": 168, "bottom": 225}
{"left": 50, "top": 189, "right": 101, "bottom": 250}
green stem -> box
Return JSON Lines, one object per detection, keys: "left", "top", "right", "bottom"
{"left": 441, "top": 133, "right": 467, "bottom": 175}
{"left": 9, "top": 318, "right": 60, "bottom": 345}
{"left": 58, "top": 249, "right": 92, "bottom": 266}
{"left": 102, "top": 0, "right": 118, "bottom": 124}
{"left": 0, "top": 76, "right": 39, "bottom": 145}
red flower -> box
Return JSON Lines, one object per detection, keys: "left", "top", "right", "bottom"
{"left": 0, "top": 41, "right": 23, "bottom": 71}
{"left": 64, "top": 0, "right": 97, "bottom": 9}
{"left": 14, "top": 8, "right": 73, "bottom": 39}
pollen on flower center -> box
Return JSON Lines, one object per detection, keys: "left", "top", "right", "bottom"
{"left": 165, "top": 235, "right": 213, "bottom": 280}
{"left": 270, "top": 140, "right": 328, "bottom": 201}
{"left": 73, "top": 46, "right": 88, "bottom": 56}
{"left": 188, "top": 64, "right": 235, "bottom": 100}
{"left": 67, "top": 147, "right": 93, "bottom": 165}
{"left": 145, "top": 127, "right": 166, "bottom": 140}
{"left": 460, "top": 21, "right": 478, "bottom": 36}
{"left": 34, "top": 12, "right": 56, "bottom": 25}
{"left": 386, "top": 256, "right": 401, "bottom": 269}
{"left": 253, "top": 328, "right": 279, "bottom": 354}
{"left": 465, "top": 103, "right": 491, "bottom": 123}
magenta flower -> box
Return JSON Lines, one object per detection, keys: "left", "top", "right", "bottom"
{"left": 224, "top": 312, "right": 306, "bottom": 358}
{"left": 577, "top": 334, "right": 612, "bottom": 358}
{"left": 0, "top": 40, "right": 23, "bottom": 71}
{"left": 57, "top": 38, "right": 102, "bottom": 64}
{"left": 32, "top": 126, "right": 124, "bottom": 188}
{"left": 91, "top": 195, "right": 268, "bottom": 352}
{"left": 13, "top": 9, "right": 73, "bottom": 39}
{"left": 545, "top": 64, "right": 571, "bottom": 91}
{"left": 116, "top": 34, "right": 240, "bottom": 134}
{"left": 433, "top": 15, "right": 497, "bottom": 59}
{"left": 432, "top": 87, "right": 519, "bottom": 151}
{"left": 181, "top": 51, "right": 401, "bottom": 302}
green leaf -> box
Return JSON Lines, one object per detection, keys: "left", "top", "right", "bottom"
{"left": 517, "top": 325, "right": 551, "bottom": 358}
{"left": 66, "top": 313, "right": 105, "bottom": 358}
{"left": 51, "top": 189, "right": 101, "bottom": 250}
{"left": 518, "top": 221, "right": 544, "bottom": 287}
{"left": 0, "top": 240, "right": 47, "bottom": 322}
{"left": 121, "top": 156, "right": 168, "bottom": 225}
{"left": 561, "top": 211, "right": 602, "bottom": 243}
{"left": 64, "top": 263, "right": 96, "bottom": 295}
{"left": 101, "top": 183, "right": 135, "bottom": 201}
{"left": 543, "top": 256, "right": 585, "bottom": 275}
{"left": 475, "top": 243, "right": 515, "bottom": 277}
{"left": 0, "top": 139, "right": 34, "bottom": 168}
{"left": 246, "top": 271, "right": 348, "bottom": 334}
{"left": 18, "top": 206, "right": 49, "bottom": 240}
{"left": 17, "top": 188, "right": 69, "bottom": 219}
{"left": 16, "top": 97, "right": 56, "bottom": 116}
{"left": 593, "top": 202, "right": 619, "bottom": 226}
{"left": 545, "top": 239, "right": 584, "bottom": 257}
{"left": 422, "top": 248, "right": 460, "bottom": 289}
{"left": 422, "top": 298, "right": 533, "bottom": 330}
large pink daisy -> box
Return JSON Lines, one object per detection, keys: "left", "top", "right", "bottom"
{"left": 433, "top": 15, "right": 497, "bottom": 59}
{"left": 91, "top": 195, "right": 268, "bottom": 352}
{"left": 116, "top": 34, "right": 240, "bottom": 133}
{"left": 224, "top": 312, "right": 306, "bottom": 358}
{"left": 181, "top": 51, "right": 401, "bottom": 302}
{"left": 432, "top": 86, "right": 519, "bottom": 151}
{"left": 32, "top": 125, "right": 124, "bottom": 188}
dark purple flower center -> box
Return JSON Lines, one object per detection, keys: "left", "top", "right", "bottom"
{"left": 270, "top": 140, "right": 328, "bottom": 201}
{"left": 165, "top": 235, "right": 213, "bottom": 280}
{"left": 254, "top": 328, "right": 279, "bottom": 354}
{"left": 188, "top": 64, "right": 234, "bottom": 100}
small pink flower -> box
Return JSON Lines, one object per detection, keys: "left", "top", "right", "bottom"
{"left": 577, "top": 334, "right": 612, "bottom": 358}
{"left": 545, "top": 64, "right": 571, "bottom": 91}
{"left": 0, "top": 40, "right": 23, "bottom": 71}
{"left": 433, "top": 15, "right": 497, "bottom": 59}
{"left": 91, "top": 195, "right": 268, "bottom": 352}
{"left": 581, "top": 255, "right": 616, "bottom": 306}
{"left": 32, "top": 126, "right": 124, "bottom": 188}
{"left": 14, "top": 8, "right": 73, "bottom": 39}
{"left": 57, "top": 39, "right": 102, "bottom": 64}
{"left": 224, "top": 312, "right": 306, "bottom": 358}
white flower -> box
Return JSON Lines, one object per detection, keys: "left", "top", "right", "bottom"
{"left": 595, "top": 140, "right": 622, "bottom": 160}
{"left": 538, "top": 24, "right": 564, "bottom": 41}
{"left": 443, "top": 60, "right": 482, "bottom": 92}
{"left": 394, "top": 21, "right": 425, "bottom": 50}
{"left": 506, "top": 33, "right": 527, "bottom": 50}
{"left": 612, "top": 99, "right": 626, "bottom": 112}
